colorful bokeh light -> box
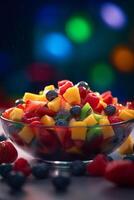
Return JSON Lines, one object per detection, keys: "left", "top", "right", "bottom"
{"left": 43, "top": 33, "right": 72, "bottom": 58}
{"left": 90, "top": 63, "right": 115, "bottom": 89}
{"left": 65, "top": 17, "right": 93, "bottom": 43}
{"left": 101, "top": 3, "right": 126, "bottom": 29}
{"left": 112, "top": 46, "right": 134, "bottom": 72}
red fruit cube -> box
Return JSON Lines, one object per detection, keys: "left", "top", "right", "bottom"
{"left": 58, "top": 80, "right": 72, "bottom": 87}
{"left": 101, "top": 91, "right": 113, "bottom": 104}
{"left": 0, "top": 141, "right": 18, "bottom": 163}
{"left": 13, "top": 158, "right": 31, "bottom": 176}
{"left": 59, "top": 81, "right": 73, "bottom": 95}
{"left": 36, "top": 106, "right": 56, "bottom": 117}
{"left": 108, "top": 116, "right": 122, "bottom": 124}
{"left": 84, "top": 93, "right": 99, "bottom": 109}
{"left": 79, "top": 87, "right": 87, "bottom": 99}
{"left": 22, "top": 116, "right": 40, "bottom": 124}
{"left": 126, "top": 101, "right": 134, "bottom": 109}
{"left": 86, "top": 154, "right": 108, "bottom": 176}
{"left": 105, "top": 160, "right": 134, "bottom": 186}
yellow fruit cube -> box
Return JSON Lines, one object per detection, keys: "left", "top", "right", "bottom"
{"left": 48, "top": 97, "right": 61, "bottom": 112}
{"left": 63, "top": 86, "right": 81, "bottom": 105}
{"left": 18, "top": 126, "right": 34, "bottom": 144}
{"left": 44, "top": 85, "right": 55, "bottom": 91}
{"left": 99, "top": 117, "right": 114, "bottom": 139}
{"left": 84, "top": 114, "right": 98, "bottom": 126}
{"left": 23, "top": 93, "right": 46, "bottom": 102}
{"left": 118, "top": 135, "right": 134, "bottom": 155}
{"left": 40, "top": 115, "right": 55, "bottom": 126}
{"left": 119, "top": 109, "right": 134, "bottom": 121}
{"left": 9, "top": 108, "right": 24, "bottom": 121}
{"left": 70, "top": 121, "right": 87, "bottom": 140}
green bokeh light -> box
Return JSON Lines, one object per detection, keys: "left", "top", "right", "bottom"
{"left": 89, "top": 63, "right": 115, "bottom": 89}
{"left": 65, "top": 17, "right": 93, "bottom": 43}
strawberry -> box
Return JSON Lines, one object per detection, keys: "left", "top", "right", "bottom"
{"left": 101, "top": 91, "right": 113, "bottom": 104}
{"left": 13, "top": 158, "right": 31, "bottom": 176}
{"left": 86, "top": 154, "right": 108, "bottom": 176}
{"left": 0, "top": 141, "right": 18, "bottom": 163}
{"left": 105, "top": 160, "right": 134, "bottom": 186}
{"left": 84, "top": 93, "right": 99, "bottom": 110}
{"left": 59, "top": 81, "right": 73, "bottom": 95}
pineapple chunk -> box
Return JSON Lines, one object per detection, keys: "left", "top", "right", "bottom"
{"left": 44, "top": 85, "right": 55, "bottom": 91}
{"left": 40, "top": 115, "right": 55, "bottom": 126}
{"left": 119, "top": 109, "right": 134, "bottom": 121}
{"left": 18, "top": 126, "right": 34, "bottom": 144}
{"left": 99, "top": 117, "right": 114, "bottom": 139}
{"left": 118, "top": 135, "right": 134, "bottom": 155}
{"left": 63, "top": 86, "right": 81, "bottom": 105}
{"left": 70, "top": 121, "right": 87, "bottom": 140}
{"left": 23, "top": 92, "right": 46, "bottom": 102}
{"left": 9, "top": 108, "right": 24, "bottom": 121}
{"left": 84, "top": 114, "right": 98, "bottom": 126}
{"left": 48, "top": 97, "right": 61, "bottom": 112}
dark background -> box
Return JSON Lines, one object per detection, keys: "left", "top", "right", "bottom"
{"left": 0, "top": 0, "right": 134, "bottom": 107}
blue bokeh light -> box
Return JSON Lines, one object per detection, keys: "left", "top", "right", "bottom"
{"left": 100, "top": 3, "right": 127, "bottom": 29}
{"left": 35, "top": 33, "right": 73, "bottom": 60}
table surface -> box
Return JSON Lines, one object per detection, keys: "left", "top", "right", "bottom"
{"left": 0, "top": 122, "right": 134, "bottom": 200}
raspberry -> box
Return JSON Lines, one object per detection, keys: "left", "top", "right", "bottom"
{"left": 0, "top": 141, "right": 18, "bottom": 163}
{"left": 86, "top": 154, "right": 108, "bottom": 176}
{"left": 13, "top": 158, "right": 31, "bottom": 176}
{"left": 105, "top": 160, "right": 134, "bottom": 186}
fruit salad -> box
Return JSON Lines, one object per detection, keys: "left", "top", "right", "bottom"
{"left": 1, "top": 80, "right": 134, "bottom": 161}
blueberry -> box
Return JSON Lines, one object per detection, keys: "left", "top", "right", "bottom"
{"left": 55, "top": 119, "right": 68, "bottom": 126}
{"left": 6, "top": 171, "right": 26, "bottom": 190}
{"left": 123, "top": 155, "right": 134, "bottom": 161}
{"left": 32, "top": 163, "right": 49, "bottom": 179}
{"left": 0, "top": 164, "right": 12, "bottom": 178}
{"left": 55, "top": 110, "right": 71, "bottom": 121}
{"left": 104, "top": 105, "right": 116, "bottom": 116}
{"left": 15, "top": 99, "right": 24, "bottom": 106}
{"left": 70, "top": 160, "right": 86, "bottom": 176}
{"left": 70, "top": 106, "right": 81, "bottom": 117}
{"left": 0, "top": 134, "right": 7, "bottom": 141}
{"left": 46, "top": 90, "right": 58, "bottom": 101}
{"left": 77, "top": 81, "right": 89, "bottom": 89}
{"left": 52, "top": 175, "right": 71, "bottom": 191}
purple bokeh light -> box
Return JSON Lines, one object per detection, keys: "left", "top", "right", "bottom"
{"left": 101, "top": 3, "right": 127, "bottom": 29}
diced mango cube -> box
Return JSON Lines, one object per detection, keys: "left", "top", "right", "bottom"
{"left": 119, "top": 109, "right": 134, "bottom": 121}
{"left": 99, "top": 117, "right": 114, "bottom": 139}
{"left": 70, "top": 121, "right": 87, "bottom": 140}
{"left": 23, "top": 93, "right": 46, "bottom": 102}
{"left": 63, "top": 86, "right": 81, "bottom": 105}
{"left": 18, "top": 126, "right": 34, "bottom": 144}
{"left": 44, "top": 85, "right": 55, "bottom": 91}
{"left": 40, "top": 115, "right": 55, "bottom": 126}
{"left": 48, "top": 97, "right": 61, "bottom": 112}
{"left": 84, "top": 114, "right": 98, "bottom": 126}
{"left": 118, "top": 135, "right": 134, "bottom": 155}
{"left": 9, "top": 108, "right": 24, "bottom": 121}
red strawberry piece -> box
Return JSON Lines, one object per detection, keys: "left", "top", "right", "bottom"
{"left": 0, "top": 141, "right": 18, "bottom": 163}
{"left": 22, "top": 116, "right": 40, "bottom": 124}
{"left": 2, "top": 108, "right": 14, "bottom": 119}
{"left": 25, "top": 100, "right": 46, "bottom": 113}
{"left": 108, "top": 116, "right": 122, "bottom": 124}
{"left": 126, "top": 101, "right": 134, "bottom": 109}
{"left": 101, "top": 91, "right": 113, "bottom": 104}
{"left": 38, "top": 129, "right": 59, "bottom": 153}
{"left": 84, "top": 93, "right": 99, "bottom": 109}
{"left": 59, "top": 81, "right": 73, "bottom": 95}
{"left": 58, "top": 80, "right": 73, "bottom": 87}
{"left": 36, "top": 106, "right": 56, "bottom": 117}
{"left": 105, "top": 160, "right": 134, "bottom": 186}
{"left": 79, "top": 87, "right": 87, "bottom": 99}
{"left": 13, "top": 158, "right": 31, "bottom": 176}
{"left": 86, "top": 154, "right": 108, "bottom": 176}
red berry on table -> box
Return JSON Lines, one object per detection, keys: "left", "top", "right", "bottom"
{"left": 13, "top": 158, "right": 31, "bottom": 176}
{"left": 86, "top": 154, "right": 108, "bottom": 176}
{"left": 105, "top": 160, "right": 134, "bottom": 186}
{"left": 0, "top": 141, "right": 18, "bottom": 163}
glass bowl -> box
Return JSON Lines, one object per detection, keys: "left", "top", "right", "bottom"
{"left": 1, "top": 116, "right": 134, "bottom": 165}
